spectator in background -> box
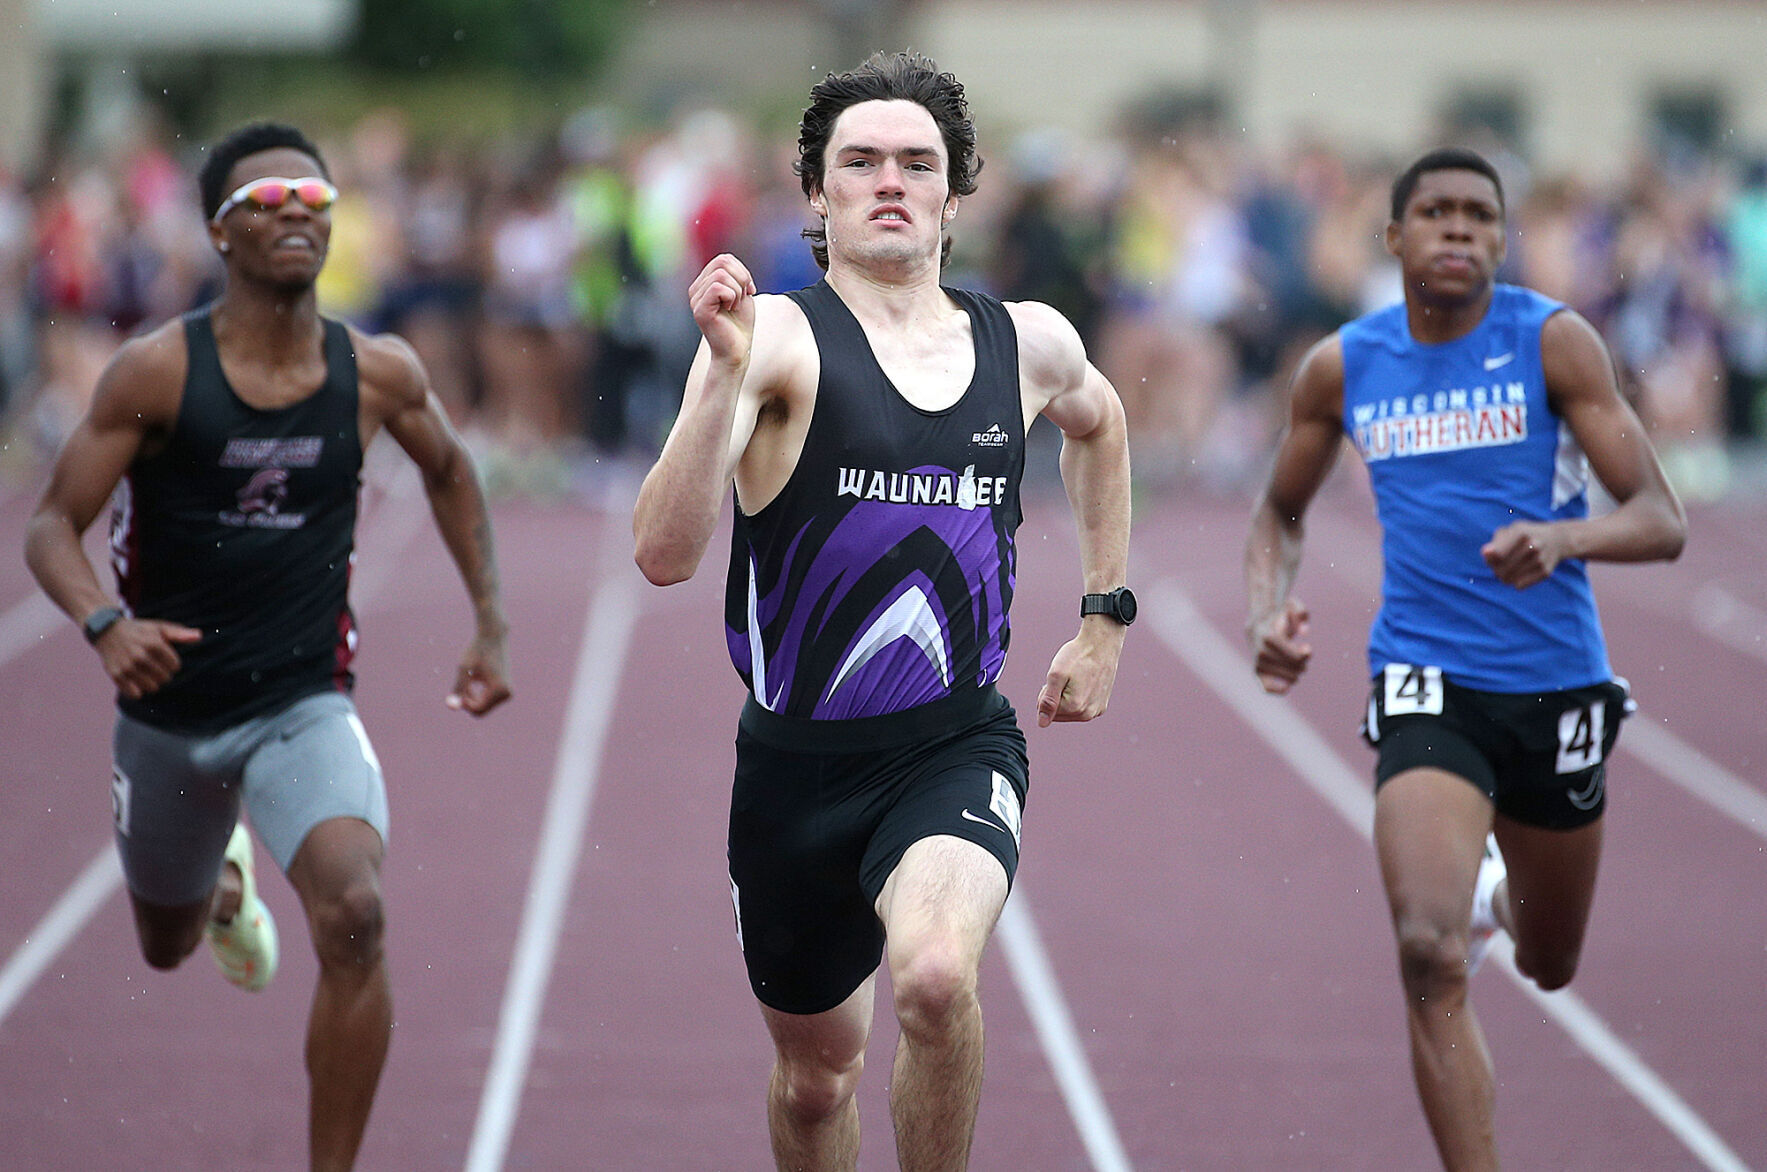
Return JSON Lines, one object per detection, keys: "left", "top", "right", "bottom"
{"left": 312, "top": 114, "right": 403, "bottom": 329}
{"left": 3, "top": 91, "right": 1766, "bottom": 500}
{"left": 1722, "top": 156, "right": 1767, "bottom": 442}
{"left": 0, "top": 162, "right": 30, "bottom": 431}
{"left": 560, "top": 107, "right": 641, "bottom": 458}
{"left": 750, "top": 139, "right": 830, "bottom": 296}
{"left": 1512, "top": 173, "right": 1607, "bottom": 309}
{"left": 989, "top": 129, "right": 1105, "bottom": 348}
{"left": 1305, "top": 150, "right": 1402, "bottom": 323}
{"left": 476, "top": 149, "right": 585, "bottom": 494}
{"left": 26, "top": 160, "right": 128, "bottom": 454}
{"left": 376, "top": 140, "right": 485, "bottom": 425}
{"left": 1095, "top": 123, "right": 1249, "bottom": 492}
{"left": 1220, "top": 139, "right": 1341, "bottom": 485}
{"left": 1588, "top": 152, "right": 1732, "bottom": 499}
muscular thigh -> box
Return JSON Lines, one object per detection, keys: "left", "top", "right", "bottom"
{"left": 111, "top": 715, "right": 242, "bottom": 907}
{"left": 858, "top": 708, "right": 1027, "bottom": 903}
{"left": 241, "top": 692, "right": 389, "bottom": 874}
{"left": 729, "top": 731, "right": 885, "bottom": 1015}
{"left": 728, "top": 704, "right": 1028, "bottom": 1016}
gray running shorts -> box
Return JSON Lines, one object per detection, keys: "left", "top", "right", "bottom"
{"left": 110, "top": 691, "right": 389, "bottom": 906}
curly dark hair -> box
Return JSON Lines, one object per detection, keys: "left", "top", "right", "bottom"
{"left": 198, "top": 121, "right": 329, "bottom": 220}
{"left": 796, "top": 51, "right": 983, "bottom": 270}
{"left": 1390, "top": 146, "right": 1504, "bottom": 222}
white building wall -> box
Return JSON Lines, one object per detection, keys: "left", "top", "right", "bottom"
{"left": 612, "top": 1, "right": 1767, "bottom": 176}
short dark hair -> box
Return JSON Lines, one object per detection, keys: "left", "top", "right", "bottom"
{"left": 1390, "top": 147, "right": 1504, "bottom": 222}
{"left": 198, "top": 122, "right": 329, "bottom": 220}
{"left": 796, "top": 51, "right": 982, "bottom": 270}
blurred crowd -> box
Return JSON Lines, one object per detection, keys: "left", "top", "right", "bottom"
{"left": 2, "top": 99, "right": 1764, "bottom": 504}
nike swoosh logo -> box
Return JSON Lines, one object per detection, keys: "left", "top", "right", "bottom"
{"left": 960, "top": 809, "right": 1007, "bottom": 834}
{"left": 1483, "top": 352, "right": 1515, "bottom": 371}
{"left": 1567, "top": 772, "right": 1605, "bottom": 810}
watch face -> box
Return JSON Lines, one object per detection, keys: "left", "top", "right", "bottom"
{"left": 84, "top": 606, "right": 123, "bottom": 644}
{"left": 1114, "top": 588, "right": 1138, "bottom": 624}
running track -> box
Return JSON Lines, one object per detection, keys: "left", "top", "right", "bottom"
{"left": 0, "top": 446, "right": 1761, "bottom": 1170}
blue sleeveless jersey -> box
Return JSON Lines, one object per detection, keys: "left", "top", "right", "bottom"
{"left": 1340, "top": 284, "right": 1611, "bottom": 692}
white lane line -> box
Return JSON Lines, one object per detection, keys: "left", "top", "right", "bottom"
{"left": 1689, "top": 584, "right": 1767, "bottom": 665}
{"left": 464, "top": 549, "right": 641, "bottom": 1172}
{"left": 998, "top": 890, "right": 1134, "bottom": 1172}
{"left": 1146, "top": 579, "right": 1751, "bottom": 1172}
{"left": 1489, "top": 935, "right": 1752, "bottom": 1172}
{"left": 0, "top": 476, "right": 431, "bottom": 1029}
{"left": 0, "top": 849, "right": 122, "bottom": 1024}
{"left": 1621, "top": 716, "right": 1767, "bottom": 843}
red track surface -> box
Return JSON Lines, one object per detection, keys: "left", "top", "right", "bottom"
{"left": 1, "top": 455, "right": 1761, "bottom": 1170}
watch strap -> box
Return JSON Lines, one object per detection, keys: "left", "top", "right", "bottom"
{"left": 1080, "top": 593, "right": 1115, "bottom": 617}
{"left": 83, "top": 605, "right": 125, "bottom": 645}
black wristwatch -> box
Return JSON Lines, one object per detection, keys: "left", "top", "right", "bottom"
{"left": 1080, "top": 587, "right": 1137, "bottom": 626}
{"left": 82, "top": 605, "right": 125, "bottom": 645}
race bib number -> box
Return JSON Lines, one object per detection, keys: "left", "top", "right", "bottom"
{"left": 1382, "top": 665, "right": 1444, "bottom": 716}
{"left": 1555, "top": 701, "right": 1607, "bottom": 774}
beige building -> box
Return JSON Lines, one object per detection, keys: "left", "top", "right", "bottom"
{"left": 611, "top": 0, "right": 1767, "bottom": 180}
{"left": 9, "top": 1, "right": 1765, "bottom": 178}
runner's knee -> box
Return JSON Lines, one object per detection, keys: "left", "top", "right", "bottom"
{"left": 308, "top": 880, "right": 385, "bottom": 970}
{"left": 132, "top": 901, "right": 206, "bottom": 970}
{"left": 773, "top": 1048, "right": 864, "bottom": 1124}
{"left": 891, "top": 944, "right": 978, "bottom": 1039}
{"left": 1512, "top": 940, "right": 1579, "bottom": 991}
{"left": 1394, "top": 918, "right": 1473, "bottom": 1001}
{"left": 140, "top": 930, "right": 201, "bottom": 971}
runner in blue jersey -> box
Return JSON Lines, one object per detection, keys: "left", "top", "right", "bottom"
{"left": 25, "top": 122, "right": 511, "bottom": 1171}
{"left": 1244, "top": 147, "right": 1686, "bottom": 1169}
{"left": 633, "top": 52, "right": 1133, "bottom": 1171}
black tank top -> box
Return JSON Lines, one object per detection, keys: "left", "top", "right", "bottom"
{"left": 724, "top": 280, "right": 1025, "bottom": 723}
{"left": 113, "top": 306, "right": 362, "bottom": 732}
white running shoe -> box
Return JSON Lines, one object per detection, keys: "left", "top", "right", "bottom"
{"left": 206, "top": 822, "right": 279, "bottom": 992}
{"left": 1467, "top": 833, "right": 1506, "bottom": 976}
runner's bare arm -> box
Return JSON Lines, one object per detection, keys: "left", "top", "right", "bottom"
{"left": 362, "top": 330, "right": 511, "bottom": 715}
{"left": 1245, "top": 333, "right": 1345, "bottom": 695}
{"left": 23, "top": 324, "right": 203, "bottom": 697}
{"left": 1480, "top": 310, "right": 1687, "bottom": 588}
{"left": 633, "top": 254, "right": 789, "bottom": 586}
{"left": 1011, "top": 301, "right": 1131, "bottom": 727}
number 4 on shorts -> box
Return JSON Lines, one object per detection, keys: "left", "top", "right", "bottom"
{"left": 1382, "top": 664, "right": 1444, "bottom": 716}
{"left": 1556, "top": 702, "right": 1606, "bottom": 774}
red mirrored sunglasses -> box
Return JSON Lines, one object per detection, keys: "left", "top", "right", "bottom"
{"left": 211, "top": 176, "right": 338, "bottom": 224}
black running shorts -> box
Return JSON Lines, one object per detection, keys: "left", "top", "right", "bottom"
{"left": 1362, "top": 664, "right": 1631, "bottom": 830}
{"left": 728, "top": 687, "right": 1029, "bottom": 1015}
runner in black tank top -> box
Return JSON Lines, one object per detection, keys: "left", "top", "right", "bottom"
{"left": 117, "top": 306, "right": 362, "bottom": 733}
{"left": 725, "top": 279, "right": 1024, "bottom": 723}
{"left": 634, "top": 54, "right": 1132, "bottom": 1169}
{"left": 24, "top": 121, "right": 510, "bottom": 1169}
